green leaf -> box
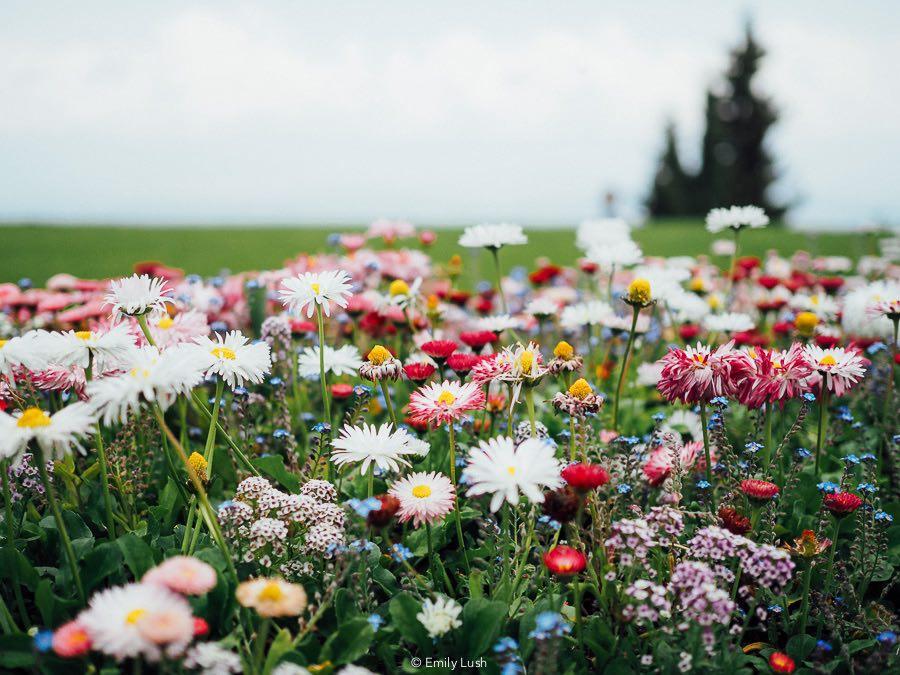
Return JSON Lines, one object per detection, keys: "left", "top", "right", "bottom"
{"left": 468, "top": 570, "right": 484, "bottom": 600}
{"left": 262, "top": 628, "right": 295, "bottom": 675}
{"left": 371, "top": 564, "right": 399, "bottom": 595}
{"left": 460, "top": 597, "right": 507, "bottom": 657}
{"left": 846, "top": 638, "right": 876, "bottom": 655}
{"left": 320, "top": 617, "right": 375, "bottom": 665}
{"left": 389, "top": 592, "right": 430, "bottom": 652}
{"left": 786, "top": 634, "right": 817, "bottom": 660}
{"left": 0, "top": 635, "right": 34, "bottom": 668}
{"left": 0, "top": 546, "right": 40, "bottom": 590}
{"left": 251, "top": 456, "right": 300, "bottom": 492}
{"left": 116, "top": 533, "right": 156, "bottom": 579}
{"left": 334, "top": 588, "right": 359, "bottom": 623}
{"left": 82, "top": 542, "right": 124, "bottom": 591}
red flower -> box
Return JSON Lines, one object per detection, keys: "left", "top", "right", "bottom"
{"left": 561, "top": 463, "right": 610, "bottom": 492}
{"left": 740, "top": 479, "right": 780, "bottom": 501}
{"left": 447, "top": 352, "right": 480, "bottom": 374}
{"left": 579, "top": 259, "right": 598, "bottom": 274}
{"left": 819, "top": 276, "right": 844, "bottom": 294}
{"left": 475, "top": 297, "right": 494, "bottom": 314}
{"left": 815, "top": 334, "right": 840, "bottom": 349}
{"left": 367, "top": 494, "right": 401, "bottom": 527}
{"left": 718, "top": 506, "right": 751, "bottom": 535}
{"left": 757, "top": 275, "right": 780, "bottom": 290}
{"left": 403, "top": 416, "right": 431, "bottom": 432}
{"left": 737, "top": 256, "right": 760, "bottom": 271}
{"left": 289, "top": 319, "right": 317, "bottom": 335}
{"left": 403, "top": 362, "right": 436, "bottom": 383}
{"left": 421, "top": 340, "right": 457, "bottom": 360}
{"left": 419, "top": 230, "right": 437, "bottom": 246}
{"left": 678, "top": 324, "right": 701, "bottom": 342}
{"left": 330, "top": 383, "right": 354, "bottom": 399}
{"left": 823, "top": 492, "right": 863, "bottom": 517}
{"left": 192, "top": 617, "right": 210, "bottom": 637}
{"left": 529, "top": 264, "right": 562, "bottom": 285}
{"left": 542, "top": 486, "right": 581, "bottom": 523}
{"left": 543, "top": 545, "right": 587, "bottom": 577}
{"left": 459, "top": 330, "right": 498, "bottom": 349}
{"left": 772, "top": 321, "right": 793, "bottom": 336}
{"left": 769, "top": 652, "right": 795, "bottom": 673}
{"left": 448, "top": 290, "right": 471, "bottom": 306}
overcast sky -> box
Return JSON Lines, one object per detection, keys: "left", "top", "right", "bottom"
{"left": 1, "top": 1, "right": 898, "bottom": 228}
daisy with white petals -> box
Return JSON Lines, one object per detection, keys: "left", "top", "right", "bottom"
{"left": 459, "top": 223, "right": 527, "bottom": 313}
{"left": 54, "top": 322, "right": 136, "bottom": 373}
{"left": 0, "top": 331, "right": 55, "bottom": 381}
{"left": 297, "top": 345, "right": 363, "bottom": 378}
{"left": 331, "top": 423, "right": 419, "bottom": 475}
{"left": 192, "top": 331, "right": 272, "bottom": 389}
{"left": 705, "top": 205, "right": 770, "bottom": 233}
{"left": 0, "top": 403, "right": 96, "bottom": 462}
{"left": 105, "top": 274, "right": 174, "bottom": 320}
{"left": 803, "top": 345, "right": 867, "bottom": 397}
{"left": 417, "top": 596, "right": 463, "bottom": 638}
{"left": 279, "top": 270, "right": 353, "bottom": 319}
{"left": 464, "top": 436, "right": 563, "bottom": 512}
{"left": 389, "top": 471, "right": 456, "bottom": 527}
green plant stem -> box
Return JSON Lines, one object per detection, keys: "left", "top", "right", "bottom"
{"left": 34, "top": 444, "right": 85, "bottom": 604}
{"left": 1, "top": 460, "right": 28, "bottom": 626}
{"left": 726, "top": 227, "right": 741, "bottom": 300}
{"left": 818, "top": 517, "right": 842, "bottom": 633}
{"left": 135, "top": 314, "right": 155, "bottom": 345}
{"left": 425, "top": 521, "right": 434, "bottom": 579}
{"left": 379, "top": 381, "right": 398, "bottom": 426}
{"left": 203, "top": 377, "right": 225, "bottom": 467}
{"left": 612, "top": 305, "right": 640, "bottom": 432}
{"left": 797, "top": 560, "right": 814, "bottom": 635}
{"left": 760, "top": 402, "right": 773, "bottom": 471}
{"left": 524, "top": 387, "right": 537, "bottom": 437}
{"left": 367, "top": 465, "right": 374, "bottom": 498}
{"left": 569, "top": 416, "right": 577, "bottom": 461}
{"left": 85, "top": 358, "right": 117, "bottom": 538}
{"left": 814, "top": 389, "right": 830, "bottom": 477}
{"left": 315, "top": 304, "right": 332, "bottom": 425}
{"left": 698, "top": 403, "right": 717, "bottom": 512}
{"left": 447, "top": 424, "right": 470, "bottom": 573}
{"left": 489, "top": 247, "right": 508, "bottom": 313}
{"left": 252, "top": 618, "right": 271, "bottom": 675}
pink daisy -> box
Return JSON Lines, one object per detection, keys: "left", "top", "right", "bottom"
{"left": 737, "top": 343, "right": 813, "bottom": 408}
{"left": 657, "top": 341, "right": 753, "bottom": 404}
{"left": 408, "top": 380, "right": 486, "bottom": 426}
{"left": 469, "top": 353, "right": 511, "bottom": 384}
{"left": 803, "top": 345, "right": 867, "bottom": 397}
{"left": 389, "top": 471, "right": 456, "bottom": 527}
{"left": 643, "top": 441, "right": 710, "bottom": 487}
{"left": 142, "top": 556, "right": 217, "bottom": 596}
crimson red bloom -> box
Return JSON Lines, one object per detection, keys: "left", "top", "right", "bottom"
{"left": 757, "top": 275, "right": 780, "bottom": 290}
{"left": 542, "top": 486, "right": 581, "bottom": 523}
{"left": 718, "top": 506, "right": 752, "bottom": 535}
{"left": 330, "top": 383, "right": 354, "bottom": 399}
{"left": 529, "top": 264, "right": 562, "bottom": 285}
{"left": 475, "top": 297, "right": 494, "bottom": 314}
{"left": 447, "top": 352, "right": 480, "bottom": 374}
{"left": 769, "top": 652, "right": 796, "bottom": 673}
{"left": 421, "top": 340, "right": 457, "bottom": 360}
{"left": 403, "top": 416, "right": 431, "bottom": 432}
{"left": 815, "top": 334, "right": 840, "bottom": 349}
{"left": 192, "top": 617, "right": 210, "bottom": 637}
{"left": 403, "top": 362, "right": 436, "bottom": 383}
{"left": 448, "top": 290, "right": 471, "bottom": 306}
{"left": 823, "top": 492, "right": 863, "bottom": 517}
{"left": 740, "top": 478, "right": 780, "bottom": 501}
{"left": 290, "top": 319, "right": 317, "bottom": 335}
{"left": 658, "top": 341, "right": 753, "bottom": 404}
{"left": 459, "top": 330, "right": 498, "bottom": 349}
{"left": 678, "top": 324, "right": 701, "bottom": 342}
{"left": 367, "top": 494, "right": 401, "bottom": 527}
{"left": 579, "top": 259, "right": 599, "bottom": 274}
{"left": 819, "top": 276, "right": 844, "bottom": 294}
{"left": 561, "top": 463, "right": 610, "bottom": 492}
{"left": 772, "top": 321, "right": 793, "bottom": 336}
{"left": 543, "top": 545, "right": 587, "bottom": 577}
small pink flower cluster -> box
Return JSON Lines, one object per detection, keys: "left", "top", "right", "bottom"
{"left": 669, "top": 561, "right": 736, "bottom": 627}
{"left": 622, "top": 579, "right": 672, "bottom": 625}
{"left": 605, "top": 507, "right": 684, "bottom": 572}
{"left": 688, "top": 526, "right": 795, "bottom": 592}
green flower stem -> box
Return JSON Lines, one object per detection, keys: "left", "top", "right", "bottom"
{"left": 425, "top": 521, "right": 434, "bottom": 579}
{"left": 252, "top": 617, "right": 271, "bottom": 675}
{"left": 135, "top": 313, "right": 155, "bottom": 345}
{"left": 818, "top": 517, "right": 842, "bottom": 633}
{"left": 569, "top": 416, "right": 577, "bottom": 461}
{"left": 726, "top": 227, "right": 741, "bottom": 300}
{"left": 34, "top": 444, "right": 85, "bottom": 605}
{"left": 814, "top": 389, "right": 830, "bottom": 477}
{"left": 203, "top": 377, "right": 225, "bottom": 467}
{"left": 612, "top": 305, "right": 640, "bottom": 432}
{"left": 190, "top": 391, "right": 260, "bottom": 476}
{"left": 489, "top": 247, "right": 508, "bottom": 313}
{"left": 380, "top": 381, "right": 398, "bottom": 427}
{"left": 315, "top": 304, "right": 332, "bottom": 426}
{"left": 760, "top": 402, "right": 773, "bottom": 471}
{"left": 2, "top": 460, "right": 29, "bottom": 626}
{"left": 524, "top": 387, "right": 537, "bottom": 437}
{"left": 797, "top": 560, "right": 814, "bottom": 635}
{"left": 367, "top": 465, "right": 374, "bottom": 498}
{"left": 447, "top": 423, "right": 470, "bottom": 573}
{"left": 84, "top": 359, "right": 117, "bottom": 538}
{"left": 698, "top": 402, "right": 717, "bottom": 512}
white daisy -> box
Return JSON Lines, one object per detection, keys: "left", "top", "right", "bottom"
{"left": 0, "top": 402, "right": 95, "bottom": 462}
{"left": 279, "top": 270, "right": 353, "bottom": 318}
{"left": 666, "top": 290, "right": 710, "bottom": 324}
{"left": 560, "top": 301, "right": 614, "bottom": 330}
{"left": 702, "top": 312, "right": 755, "bottom": 334}
{"left": 803, "top": 345, "right": 867, "bottom": 397}
{"left": 389, "top": 471, "right": 455, "bottom": 527}
{"left": 0, "top": 331, "right": 55, "bottom": 380}
{"left": 788, "top": 293, "right": 839, "bottom": 321}
{"left": 458, "top": 223, "right": 527, "bottom": 249}
{"left": 474, "top": 314, "right": 522, "bottom": 333}
{"left": 297, "top": 345, "right": 363, "bottom": 378}
{"left": 416, "top": 595, "right": 463, "bottom": 638}
{"left": 660, "top": 409, "right": 704, "bottom": 442}
{"left": 191, "top": 331, "right": 272, "bottom": 389}
{"left": 585, "top": 238, "right": 643, "bottom": 269}
{"left": 525, "top": 297, "right": 559, "bottom": 317}
{"left": 105, "top": 274, "right": 174, "bottom": 319}
{"left": 149, "top": 310, "right": 209, "bottom": 348}
{"left": 330, "top": 422, "right": 419, "bottom": 474}
{"left": 705, "top": 205, "right": 769, "bottom": 233}
{"left": 77, "top": 582, "right": 194, "bottom": 662}
{"left": 86, "top": 346, "right": 205, "bottom": 426}
{"left": 575, "top": 218, "right": 633, "bottom": 252}
{"left": 464, "top": 436, "right": 563, "bottom": 512}
{"left": 54, "top": 323, "right": 137, "bottom": 372}
{"left": 183, "top": 643, "right": 243, "bottom": 675}
{"left": 842, "top": 280, "right": 900, "bottom": 339}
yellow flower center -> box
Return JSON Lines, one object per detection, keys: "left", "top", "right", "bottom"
{"left": 689, "top": 277, "right": 706, "bottom": 292}
{"left": 627, "top": 278, "right": 652, "bottom": 305}
{"left": 310, "top": 282, "right": 321, "bottom": 295}
{"left": 17, "top": 407, "right": 51, "bottom": 428}
{"left": 818, "top": 354, "right": 837, "bottom": 367}
{"left": 211, "top": 346, "right": 236, "bottom": 360}
{"left": 309, "top": 663, "right": 333, "bottom": 674}
{"left": 75, "top": 331, "right": 92, "bottom": 341}
{"left": 367, "top": 345, "right": 392, "bottom": 365}
{"left": 0, "top": 339, "right": 7, "bottom": 349}
{"left": 157, "top": 316, "right": 174, "bottom": 330}
{"left": 188, "top": 452, "right": 208, "bottom": 474}
{"left": 258, "top": 581, "right": 284, "bottom": 602}
{"left": 553, "top": 341, "right": 574, "bottom": 360}
{"left": 773, "top": 360, "right": 784, "bottom": 370}
{"left": 125, "top": 608, "right": 147, "bottom": 625}
{"left": 389, "top": 279, "right": 410, "bottom": 296}
{"left": 519, "top": 351, "right": 535, "bottom": 373}
{"left": 129, "top": 367, "right": 151, "bottom": 379}
{"left": 568, "top": 378, "right": 592, "bottom": 400}
{"left": 747, "top": 348, "right": 758, "bottom": 359}
{"left": 412, "top": 485, "right": 432, "bottom": 498}
{"left": 708, "top": 295, "right": 721, "bottom": 310}
{"left": 426, "top": 294, "right": 439, "bottom": 310}
{"left": 692, "top": 353, "right": 708, "bottom": 366}
{"left": 437, "top": 390, "right": 456, "bottom": 406}
{"left": 507, "top": 466, "right": 516, "bottom": 476}
{"left": 794, "top": 311, "right": 819, "bottom": 335}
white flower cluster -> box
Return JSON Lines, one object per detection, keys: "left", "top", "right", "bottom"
{"left": 218, "top": 476, "right": 345, "bottom": 578}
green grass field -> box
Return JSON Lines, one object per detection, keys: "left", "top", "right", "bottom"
{"left": 0, "top": 222, "right": 884, "bottom": 285}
